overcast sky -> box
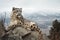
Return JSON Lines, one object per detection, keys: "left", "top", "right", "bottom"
{"left": 0, "top": 0, "right": 60, "bottom": 13}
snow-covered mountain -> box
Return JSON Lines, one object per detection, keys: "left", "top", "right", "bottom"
{"left": 1, "top": 11, "right": 60, "bottom": 28}
{"left": 23, "top": 11, "right": 60, "bottom": 28}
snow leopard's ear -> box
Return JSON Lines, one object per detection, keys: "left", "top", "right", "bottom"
{"left": 12, "top": 7, "right": 16, "bottom": 11}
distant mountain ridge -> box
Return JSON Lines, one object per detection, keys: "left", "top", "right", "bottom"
{"left": 23, "top": 12, "right": 60, "bottom": 29}
{"left": 0, "top": 11, "right": 60, "bottom": 28}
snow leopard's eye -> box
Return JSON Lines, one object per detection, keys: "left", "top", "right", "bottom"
{"left": 16, "top": 10, "right": 18, "bottom": 12}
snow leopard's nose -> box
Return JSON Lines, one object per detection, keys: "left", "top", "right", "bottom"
{"left": 16, "top": 13, "right": 21, "bottom": 16}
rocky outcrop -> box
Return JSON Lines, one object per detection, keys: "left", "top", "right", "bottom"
{"left": 0, "top": 7, "right": 44, "bottom": 40}
{"left": 0, "top": 19, "right": 6, "bottom": 38}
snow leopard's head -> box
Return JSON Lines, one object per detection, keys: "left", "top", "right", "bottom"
{"left": 12, "top": 7, "right": 22, "bottom": 19}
